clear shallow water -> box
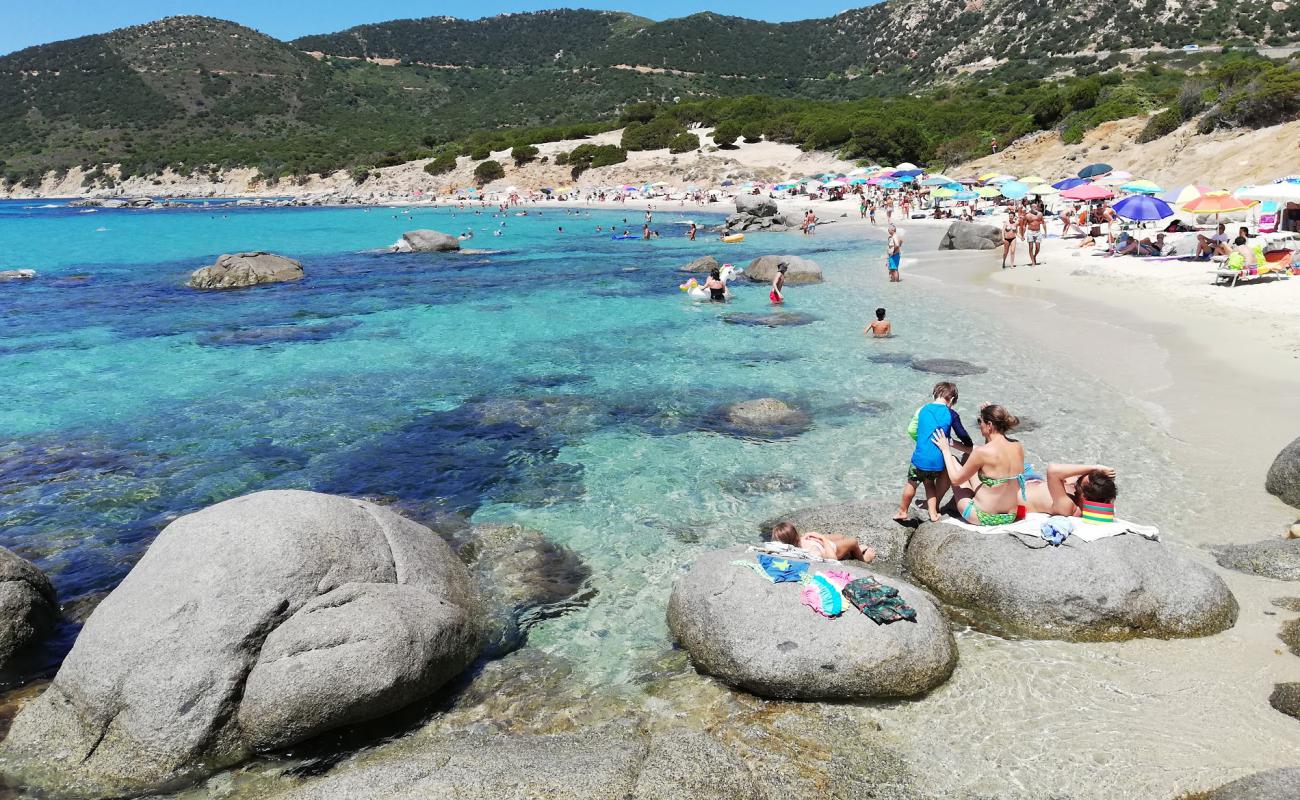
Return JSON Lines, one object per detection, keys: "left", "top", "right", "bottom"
{"left": 2, "top": 199, "right": 1295, "bottom": 797}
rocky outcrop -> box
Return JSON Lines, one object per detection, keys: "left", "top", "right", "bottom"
{"left": 735, "top": 194, "right": 778, "bottom": 218}
{"left": 905, "top": 524, "right": 1238, "bottom": 641}
{"left": 760, "top": 501, "right": 912, "bottom": 574}
{"left": 678, "top": 255, "right": 721, "bottom": 273}
{"left": 0, "top": 269, "right": 37, "bottom": 282}
{"left": 1197, "top": 767, "right": 1300, "bottom": 799}
{"left": 1214, "top": 538, "right": 1300, "bottom": 581}
{"left": 721, "top": 310, "right": 819, "bottom": 327}
{"left": 0, "top": 490, "right": 482, "bottom": 799}
{"left": 667, "top": 547, "right": 956, "bottom": 700}
{"left": 938, "top": 221, "right": 1002, "bottom": 250}
{"left": 1270, "top": 682, "right": 1300, "bottom": 720}
{"left": 392, "top": 229, "right": 461, "bottom": 253}
{"left": 1267, "top": 436, "right": 1300, "bottom": 508}
{"left": 714, "top": 398, "right": 812, "bottom": 439}
{"left": 909, "top": 358, "right": 987, "bottom": 376}
{"left": 455, "top": 523, "right": 592, "bottom": 657}
{"left": 0, "top": 547, "right": 58, "bottom": 669}
{"left": 187, "top": 252, "right": 303, "bottom": 289}
{"left": 744, "top": 255, "right": 823, "bottom": 285}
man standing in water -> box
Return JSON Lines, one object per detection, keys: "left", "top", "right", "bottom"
{"left": 770, "top": 262, "right": 787, "bottom": 304}
{"left": 887, "top": 224, "right": 903, "bottom": 282}
{"left": 1021, "top": 204, "right": 1045, "bottom": 267}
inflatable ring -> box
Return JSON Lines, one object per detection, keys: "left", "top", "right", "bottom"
{"left": 721, "top": 234, "right": 745, "bottom": 243}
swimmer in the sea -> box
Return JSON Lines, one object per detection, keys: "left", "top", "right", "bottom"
{"left": 865, "top": 307, "right": 892, "bottom": 337}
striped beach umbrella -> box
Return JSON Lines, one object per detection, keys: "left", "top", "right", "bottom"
{"left": 1180, "top": 192, "right": 1257, "bottom": 215}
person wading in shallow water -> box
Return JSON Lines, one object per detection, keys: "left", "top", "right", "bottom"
{"left": 866, "top": 307, "right": 892, "bottom": 337}
{"left": 887, "top": 224, "right": 903, "bottom": 282}
{"left": 770, "top": 262, "right": 787, "bottom": 304}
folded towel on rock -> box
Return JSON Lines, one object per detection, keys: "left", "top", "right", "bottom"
{"left": 939, "top": 512, "right": 1159, "bottom": 543}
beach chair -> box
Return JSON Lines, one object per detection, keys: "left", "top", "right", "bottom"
{"left": 1212, "top": 248, "right": 1293, "bottom": 286}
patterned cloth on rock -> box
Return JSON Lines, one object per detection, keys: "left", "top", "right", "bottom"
{"left": 842, "top": 577, "right": 917, "bottom": 624}
{"left": 731, "top": 553, "right": 811, "bottom": 584}
{"left": 801, "top": 570, "right": 855, "bottom": 618}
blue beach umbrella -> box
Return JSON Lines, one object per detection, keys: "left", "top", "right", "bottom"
{"left": 1112, "top": 194, "right": 1174, "bottom": 221}
{"left": 879, "top": 179, "right": 903, "bottom": 189}
{"left": 999, "top": 180, "right": 1030, "bottom": 200}
{"left": 894, "top": 169, "right": 924, "bottom": 178}
{"left": 1052, "top": 177, "right": 1088, "bottom": 191}
{"left": 1078, "top": 163, "right": 1112, "bottom": 179}
{"left": 895, "top": 175, "right": 916, "bottom": 183}
{"left": 953, "top": 190, "right": 978, "bottom": 201}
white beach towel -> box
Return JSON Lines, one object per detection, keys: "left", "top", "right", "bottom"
{"left": 940, "top": 512, "right": 1160, "bottom": 543}
{"left": 749, "top": 541, "right": 838, "bottom": 563}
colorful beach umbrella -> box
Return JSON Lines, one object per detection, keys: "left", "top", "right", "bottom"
{"left": 1027, "top": 184, "right": 1059, "bottom": 196}
{"left": 1078, "top": 163, "right": 1112, "bottom": 179}
{"left": 985, "top": 174, "right": 1016, "bottom": 185}
{"left": 1098, "top": 170, "right": 1133, "bottom": 186}
{"left": 976, "top": 186, "right": 1002, "bottom": 199}
{"left": 1017, "top": 175, "right": 1045, "bottom": 185}
{"left": 1180, "top": 192, "right": 1257, "bottom": 215}
{"left": 999, "top": 180, "right": 1030, "bottom": 200}
{"left": 1157, "top": 184, "right": 1210, "bottom": 206}
{"left": 1112, "top": 195, "right": 1174, "bottom": 221}
{"left": 1052, "top": 177, "right": 1088, "bottom": 191}
{"left": 1120, "top": 180, "right": 1162, "bottom": 195}
{"left": 921, "top": 174, "right": 955, "bottom": 186}
{"left": 977, "top": 172, "right": 1000, "bottom": 182}
{"left": 931, "top": 187, "right": 958, "bottom": 198}
{"left": 953, "top": 190, "right": 979, "bottom": 201}
{"left": 1060, "top": 182, "right": 1115, "bottom": 201}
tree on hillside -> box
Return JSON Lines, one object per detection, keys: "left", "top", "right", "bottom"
{"left": 511, "top": 144, "right": 539, "bottom": 166}
{"left": 711, "top": 121, "right": 741, "bottom": 148}
{"left": 424, "top": 152, "right": 457, "bottom": 175}
{"left": 473, "top": 159, "right": 505, "bottom": 185}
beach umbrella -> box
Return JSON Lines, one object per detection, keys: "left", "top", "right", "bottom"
{"left": 1027, "top": 184, "right": 1059, "bottom": 196}
{"left": 894, "top": 162, "right": 920, "bottom": 171}
{"left": 880, "top": 179, "right": 904, "bottom": 189}
{"left": 1098, "top": 170, "right": 1133, "bottom": 186}
{"left": 1112, "top": 195, "right": 1174, "bottom": 221}
{"left": 977, "top": 171, "right": 1000, "bottom": 182}
{"left": 953, "top": 190, "right": 979, "bottom": 201}
{"left": 1018, "top": 175, "right": 1045, "bottom": 185}
{"left": 976, "top": 186, "right": 1002, "bottom": 199}
{"left": 1120, "top": 180, "right": 1162, "bottom": 195}
{"left": 1060, "top": 182, "right": 1115, "bottom": 201}
{"left": 986, "top": 174, "right": 1016, "bottom": 185}
{"left": 894, "top": 169, "right": 924, "bottom": 178}
{"left": 895, "top": 175, "right": 916, "bottom": 183}
{"left": 1181, "top": 192, "right": 1257, "bottom": 215}
{"left": 921, "top": 174, "right": 955, "bottom": 186}
{"left": 1052, "top": 177, "right": 1088, "bottom": 190}
{"left": 1078, "top": 163, "right": 1112, "bottom": 179}
{"left": 931, "top": 187, "right": 958, "bottom": 199}
{"left": 848, "top": 167, "right": 868, "bottom": 175}
{"left": 1237, "top": 182, "right": 1300, "bottom": 203}
{"left": 1000, "top": 180, "right": 1030, "bottom": 200}
{"left": 1157, "top": 184, "right": 1209, "bottom": 206}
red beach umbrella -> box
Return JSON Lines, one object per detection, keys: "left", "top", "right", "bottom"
{"left": 1059, "top": 182, "right": 1115, "bottom": 201}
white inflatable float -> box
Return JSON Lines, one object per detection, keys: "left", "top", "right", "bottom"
{"left": 680, "top": 264, "right": 742, "bottom": 301}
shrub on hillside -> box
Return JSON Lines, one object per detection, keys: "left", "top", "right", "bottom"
{"left": 711, "top": 121, "right": 742, "bottom": 148}
{"left": 566, "top": 144, "right": 627, "bottom": 178}
{"left": 1136, "top": 108, "right": 1181, "bottom": 143}
{"left": 473, "top": 159, "right": 504, "bottom": 185}
{"left": 668, "top": 132, "right": 700, "bottom": 153}
{"left": 511, "top": 144, "right": 539, "bottom": 166}
{"left": 621, "top": 118, "right": 686, "bottom": 151}
{"left": 425, "top": 152, "right": 457, "bottom": 175}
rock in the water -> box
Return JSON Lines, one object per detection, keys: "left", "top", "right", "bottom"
{"left": 392, "top": 229, "right": 461, "bottom": 253}
{"left": 938, "top": 221, "right": 1002, "bottom": 251}
{"left": 714, "top": 398, "right": 812, "bottom": 439}
{"left": 187, "top": 252, "right": 304, "bottom": 290}
{"left": 867, "top": 352, "right": 914, "bottom": 365}
{"left": 0, "top": 547, "right": 58, "bottom": 669}
{"left": 667, "top": 547, "right": 956, "bottom": 699}
{"left": 1280, "top": 618, "right": 1300, "bottom": 656}
{"left": 905, "top": 524, "right": 1238, "bottom": 641}
{"left": 455, "top": 523, "right": 592, "bottom": 656}
{"left": 1267, "top": 437, "right": 1300, "bottom": 508}
{"left": 1214, "top": 539, "right": 1300, "bottom": 581}
{"left": 721, "top": 310, "right": 819, "bottom": 327}
{"left": 718, "top": 473, "right": 805, "bottom": 496}
{"left": 678, "top": 255, "right": 721, "bottom": 273}
{"left": 196, "top": 320, "right": 359, "bottom": 347}
{"left": 1271, "top": 682, "right": 1300, "bottom": 720}
{"left": 0, "top": 269, "right": 37, "bottom": 282}
{"left": 909, "top": 358, "right": 987, "bottom": 376}
{"left": 760, "top": 501, "right": 912, "bottom": 574}
{"left": 1197, "top": 767, "right": 1300, "bottom": 799}
{"left": 0, "top": 490, "right": 482, "bottom": 798}
{"left": 744, "top": 255, "right": 823, "bottom": 285}
{"left": 734, "top": 194, "right": 778, "bottom": 218}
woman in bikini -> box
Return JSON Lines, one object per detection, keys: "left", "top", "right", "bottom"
{"left": 1001, "top": 215, "right": 1019, "bottom": 269}
{"left": 930, "top": 404, "right": 1024, "bottom": 526}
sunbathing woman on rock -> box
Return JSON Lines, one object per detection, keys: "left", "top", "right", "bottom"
{"left": 930, "top": 404, "right": 1024, "bottom": 526}
{"left": 1021, "top": 464, "right": 1118, "bottom": 517}
{"left": 770, "top": 521, "right": 876, "bottom": 563}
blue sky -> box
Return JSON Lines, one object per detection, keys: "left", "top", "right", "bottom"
{"left": 2, "top": 1, "right": 873, "bottom": 55}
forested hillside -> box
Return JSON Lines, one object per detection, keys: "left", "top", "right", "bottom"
{"left": 1, "top": 2, "right": 1297, "bottom": 190}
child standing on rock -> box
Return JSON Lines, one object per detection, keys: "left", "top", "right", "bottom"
{"left": 894, "top": 382, "right": 972, "bottom": 523}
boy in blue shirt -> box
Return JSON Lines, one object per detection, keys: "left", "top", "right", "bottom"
{"left": 894, "top": 382, "right": 972, "bottom": 522}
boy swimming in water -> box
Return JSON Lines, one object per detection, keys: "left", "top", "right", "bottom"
{"left": 865, "top": 307, "right": 891, "bottom": 337}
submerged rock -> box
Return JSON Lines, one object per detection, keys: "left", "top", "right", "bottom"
{"left": 667, "top": 546, "right": 957, "bottom": 700}
{"left": 196, "top": 319, "right": 359, "bottom": 346}
{"left": 455, "top": 523, "right": 592, "bottom": 657}
{"left": 1197, "top": 767, "right": 1300, "bottom": 799}
{"left": 760, "top": 501, "right": 912, "bottom": 574}
{"left": 1267, "top": 437, "right": 1300, "bottom": 508}
{"left": 721, "top": 310, "right": 819, "bottom": 327}
{"left": 187, "top": 252, "right": 304, "bottom": 290}
{"left": 678, "top": 255, "right": 721, "bottom": 274}
{"left": 718, "top": 473, "right": 805, "bottom": 496}
{"left": 744, "top": 255, "right": 823, "bottom": 285}
{"left": 905, "top": 524, "right": 1238, "bottom": 641}
{"left": 713, "top": 398, "right": 812, "bottom": 439}
{"left": 867, "top": 352, "right": 914, "bottom": 365}
{"left": 392, "top": 229, "right": 461, "bottom": 253}
{"left": 909, "top": 358, "right": 988, "bottom": 376}
{"left": 0, "top": 490, "right": 482, "bottom": 798}
{"left": 0, "top": 547, "right": 58, "bottom": 670}
{"left": 1214, "top": 538, "right": 1300, "bottom": 581}
{"left": 938, "top": 221, "right": 1002, "bottom": 251}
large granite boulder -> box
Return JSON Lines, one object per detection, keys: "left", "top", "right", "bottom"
{"left": 714, "top": 398, "right": 812, "bottom": 439}
{"left": 0, "top": 547, "right": 58, "bottom": 669}
{"left": 735, "top": 194, "right": 778, "bottom": 218}
{"left": 455, "top": 523, "right": 592, "bottom": 657}
{"left": 1267, "top": 436, "right": 1300, "bottom": 508}
{"left": 678, "top": 255, "right": 721, "bottom": 273}
{"left": 938, "top": 221, "right": 1002, "bottom": 251}
{"left": 0, "top": 490, "right": 482, "bottom": 798}
{"left": 744, "top": 255, "right": 823, "bottom": 285}
{"left": 668, "top": 547, "right": 956, "bottom": 699}
{"left": 1270, "top": 682, "right": 1300, "bottom": 720}
{"left": 1198, "top": 768, "right": 1300, "bottom": 799}
{"left": 187, "top": 252, "right": 303, "bottom": 289}
{"left": 392, "top": 229, "right": 461, "bottom": 253}
{"left": 904, "top": 524, "right": 1238, "bottom": 641}
{"left": 1214, "top": 538, "right": 1300, "bottom": 581}
{"left": 760, "top": 501, "right": 912, "bottom": 575}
